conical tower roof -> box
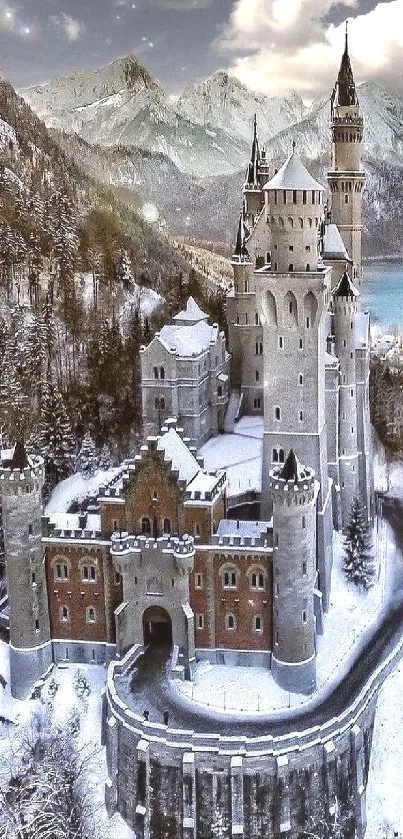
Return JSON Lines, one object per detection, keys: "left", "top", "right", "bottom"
{"left": 9, "top": 441, "right": 29, "bottom": 470}
{"left": 244, "top": 113, "right": 260, "bottom": 188}
{"left": 233, "top": 211, "right": 250, "bottom": 260}
{"left": 335, "top": 22, "right": 358, "bottom": 107}
{"left": 333, "top": 269, "right": 360, "bottom": 299}
{"left": 263, "top": 150, "right": 324, "bottom": 192}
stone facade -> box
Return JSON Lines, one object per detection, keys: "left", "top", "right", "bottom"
{"left": 140, "top": 297, "right": 230, "bottom": 447}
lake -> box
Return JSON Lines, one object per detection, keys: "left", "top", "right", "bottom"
{"left": 361, "top": 260, "right": 403, "bottom": 330}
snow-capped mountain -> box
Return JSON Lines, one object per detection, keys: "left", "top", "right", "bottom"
{"left": 265, "top": 82, "right": 403, "bottom": 168}
{"left": 176, "top": 71, "right": 304, "bottom": 146}
{"left": 20, "top": 56, "right": 251, "bottom": 178}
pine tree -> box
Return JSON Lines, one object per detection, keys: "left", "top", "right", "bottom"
{"left": 76, "top": 431, "right": 97, "bottom": 479}
{"left": 36, "top": 381, "right": 76, "bottom": 486}
{"left": 116, "top": 248, "right": 134, "bottom": 290}
{"left": 98, "top": 442, "right": 113, "bottom": 470}
{"left": 343, "top": 496, "right": 375, "bottom": 590}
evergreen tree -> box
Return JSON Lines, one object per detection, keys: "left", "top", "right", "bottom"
{"left": 116, "top": 248, "right": 134, "bottom": 290}
{"left": 36, "top": 381, "right": 76, "bottom": 486}
{"left": 98, "top": 442, "right": 113, "bottom": 470}
{"left": 76, "top": 431, "right": 97, "bottom": 479}
{"left": 343, "top": 496, "right": 375, "bottom": 590}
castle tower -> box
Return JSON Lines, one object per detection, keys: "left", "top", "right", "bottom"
{"left": 0, "top": 443, "right": 52, "bottom": 698}
{"left": 227, "top": 212, "right": 263, "bottom": 415}
{"left": 243, "top": 114, "right": 265, "bottom": 226}
{"left": 258, "top": 150, "right": 334, "bottom": 609}
{"left": 332, "top": 270, "right": 361, "bottom": 523}
{"left": 269, "top": 451, "right": 317, "bottom": 694}
{"left": 328, "top": 24, "right": 365, "bottom": 281}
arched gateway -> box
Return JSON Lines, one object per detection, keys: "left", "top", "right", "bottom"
{"left": 142, "top": 605, "right": 173, "bottom": 647}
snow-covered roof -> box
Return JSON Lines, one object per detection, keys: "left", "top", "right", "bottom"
{"left": 263, "top": 151, "right": 324, "bottom": 192}
{"left": 333, "top": 270, "right": 360, "bottom": 298}
{"left": 159, "top": 320, "right": 218, "bottom": 357}
{"left": 46, "top": 512, "right": 101, "bottom": 534}
{"left": 157, "top": 427, "right": 200, "bottom": 484}
{"left": 217, "top": 520, "right": 271, "bottom": 539}
{"left": 173, "top": 296, "right": 208, "bottom": 324}
{"left": 323, "top": 223, "right": 351, "bottom": 262}
{"left": 185, "top": 469, "right": 225, "bottom": 502}
{"left": 325, "top": 351, "right": 339, "bottom": 368}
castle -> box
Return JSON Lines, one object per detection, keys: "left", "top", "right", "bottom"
{"left": 1, "top": 31, "right": 373, "bottom": 703}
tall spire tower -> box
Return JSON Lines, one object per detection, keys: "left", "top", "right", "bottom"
{"left": 327, "top": 23, "right": 365, "bottom": 281}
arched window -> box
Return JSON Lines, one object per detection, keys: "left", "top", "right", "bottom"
{"left": 55, "top": 561, "right": 69, "bottom": 581}
{"left": 251, "top": 570, "right": 265, "bottom": 590}
{"left": 155, "top": 397, "right": 160, "bottom": 410}
{"left": 222, "top": 567, "right": 237, "bottom": 589}
{"left": 160, "top": 367, "right": 165, "bottom": 380}
{"left": 279, "top": 448, "right": 285, "bottom": 463}
{"left": 273, "top": 449, "right": 279, "bottom": 463}
{"left": 288, "top": 264, "right": 294, "bottom": 272}
{"left": 82, "top": 563, "right": 96, "bottom": 582}
{"left": 160, "top": 397, "right": 165, "bottom": 410}
{"left": 226, "top": 613, "right": 236, "bottom": 630}
{"left": 163, "top": 518, "right": 171, "bottom": 534}
{"left": 255, "top": 313, "right": 259, "bottom": 325}
{"left": 253, "top": 615, "right": 262, "bottom": 632}
{"left": 60, "top": 605, "right": 70, "bottom": 622}
{"left": 141, "top": 517, "right": 151, "bottom": 535}
{"left": 86, "top": 606, "right": 96, "bottom": 623}
{"left": 153, "top": 366, "right": 158, "bottom": 379}
{"left": 275, "top": 406, "right": 281, "bottom": 421}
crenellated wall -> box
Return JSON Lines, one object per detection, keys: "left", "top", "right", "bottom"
{"left": 103, "top": 633, "right": 403, "bottom": 839}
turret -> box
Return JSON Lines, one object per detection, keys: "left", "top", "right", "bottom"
{"left": 332, "top": 270, "right": 361, "bottom": 522}
{"left": 0, "top": 443, "right": 52, "bottom": 698}
{"left": 328, "top": 24, "right": 365, "bottom": 280}
{"left": 243, "top": 115, "right": 265, "bottom": 223}
{"left": 263, "top": 147, "right": 325, "bottom": 273}
{"left": 269, "top": 451, "right": 317, "bottom": 694}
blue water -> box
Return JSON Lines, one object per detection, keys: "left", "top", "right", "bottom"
{"left": 361, "top": 260, "right": 403, "bottom": 328}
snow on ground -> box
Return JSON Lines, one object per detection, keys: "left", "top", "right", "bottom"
{"left": 200, "top": 417, "right": 263, "bottom": 496}
{"left": 0, "top": 647, "right": 135, "bottom": 838}
{"left": 173, "top": 526, "right": 387, "bottom": 714}
{"left": 366, "top": 663, "right": 403, "bottom": 838}
{"left": 45, "top": 467, "right": 121, "bottom": 515}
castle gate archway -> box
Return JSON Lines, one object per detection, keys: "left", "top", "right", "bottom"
{"left": 143, "top": 606, "right": 173, "bottom": 647}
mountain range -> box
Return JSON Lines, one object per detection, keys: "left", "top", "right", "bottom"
{"left": 19, "top": 55, "right": 403, "bottom": 256}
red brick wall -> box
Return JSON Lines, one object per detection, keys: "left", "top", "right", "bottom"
{"left": 45, "top": 545, "right": 120, "bottom": 643}
{"left": 124, "top": 452, "right": 184, "bottom": 536}
{"left": 190, "top": 550, "right": 273, "bottom": 651}
{"left": 101, "top": 503, "right": 126, "bottom": 539}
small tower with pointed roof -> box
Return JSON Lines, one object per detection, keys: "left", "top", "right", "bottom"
{"left": 328, "top": 23, "right": 365, "bottom": 281}
{"left": 243, "top": 114, "right": 265, "bottom": 226}
{"left": 269, "top": 451, "right": 317, "bottom": 693}
{"left": 332, "top": 270, "right": 361, "bottom": 522}
{"left": 0, "top": 443, "right": 52, "bottom": 698}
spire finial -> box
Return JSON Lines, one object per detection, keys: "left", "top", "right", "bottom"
{"left": 345, "top": 19, "right": 349, "bottom": 55}
{"left": 253, "top": 112, "right": 257, "bottom": 137}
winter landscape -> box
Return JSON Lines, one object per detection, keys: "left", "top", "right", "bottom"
{"left": 1, "top": 0, "right": 403, "bottom": 837}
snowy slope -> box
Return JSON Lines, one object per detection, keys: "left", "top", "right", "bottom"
{"left": 20, "top": 57, "right": 250, "bottom": 178}
{"left": 177, "top": 71, "right": 304, "bottom": 146}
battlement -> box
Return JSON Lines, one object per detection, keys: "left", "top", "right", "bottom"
{"left": 269, "top": 457, "right": 316, "bottom": 502}
{"left": 0, "top": 453, "right": 44, "bottom": 494}
{"left": 41, "top": 513, "right": 104, "bottom": 543}
{"left": 111, "top": 532, "right": 195, "bottom": 556}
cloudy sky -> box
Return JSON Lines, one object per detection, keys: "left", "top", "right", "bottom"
{"left": 0, "top": 0, "right": 402, "bottom": 99}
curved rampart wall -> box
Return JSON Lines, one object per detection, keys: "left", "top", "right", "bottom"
{"left": 103, "top": 634, "right": 403, "bottom": 838}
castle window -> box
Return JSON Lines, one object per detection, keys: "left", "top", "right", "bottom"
{"left": 350, "top": 388, "right": 354, "bottom": 397}
{"left": 244, "top": 280, "right": 249, "bottom": 293}
{"left": 302, "top": 610, "right": 307, "bottom": 623}
{"left": 279, "top": 336, "right": 283, "bottom": 349}
{"left": 197, "top": 614, "right": 204, "bottom": 630}
{"left": 153, "top": 367, "right": 158, "bottom": 379}
{"left": 35, "top": 619, "right": 39, "bottom": 632}
{"left": 305, "top": 245, "right": 311, "bottom": 252}
{"left": 28, "top": 524, "right": 33, "bottom": 536}
{"left": 275, "top": 407, "right": 281, "bottom": 421}
{"left": 163, "top": 518, "right": 171, "bottom": 534}
{"left": 251, "top": 571, "right": 265, "bottom": 590}
{"left": 83, "top": 564, "right": 96, "bottom": 582}
{"left": 302, "top": 516, "right": 306, "bottom": 529}
{"left": 275, "top": 631, "right": 279, "bottom": 645}
{"left": 279, "top": 449, "right": 285, "bottom": 463}
{"left": 302, "top": 561, "right": 307, "bottom": 576}
{"left": 155, "top": 397, "right": 159, "bottom": 410}
{"left": 112, "top": 519, "right": 118, "bottom": 531}
{"left": 351, "top": 427, "right": 354, "bottom": 434}
{"left": 306, "top": 317, "right": 310, "bottom": 328}
{"left": 141, "top": 517, "right": 151, "bottom": 535}
{"left": 255, "top": 313, "right": 259, "bottom": 325}
{"left": 160, "top": 397, "right": 165, "bottom": 410}
{"left": 195, "top": 523, "right": 200, "bottom": 537}
{"left": 299, "top": 374, "right": 303, "bottom": 385}
{"left": 254, "top": 616, "right": 262, "bottom": 632}
{"left": 303, "top": 191, "right": 307, "bottom": 205}
{"left": 274, "top": 262, "right": 278, "bottom": 270}
{"left": 236, "top": 315, "right": 240, "bottom": 324}
{"left": 274, "top": 534, "right": 279, "bottom": 548}
{"left": 283, "top": 190, "right": 287, "bottom": 204}
{"left": 299, "top": 410, "right": 303, "bottom": 421}
{"left": 160, "top": 367, "right": 165, "bottom": 379}
{"left": 289, "top": 245, "right": 294, "bottom": 252}
{"left": 195, "top": 572, "right": 203, "bottom": 589}
{"left": 245, "top": 313, "right": 249, "bottom": 324}
{"left": 345, "top": 194, "right": 349, "bottom": 204}
{"left": 86, "top": 606, "right": 96, "bottom": 623}
{"left": 60, "top": 605, "right": 69, "bottom": 623}
{"left": 226, "top": 613, "right": 236, "bottom": 630}
{"left": 255, "top": 370, "right": 260, "bottom": 382}
{"left": 115, "top": 571, "right": 120, "bottom": 585}
{"left": 312, "top": 191, "right": 315, "bottom": 204}
{"left": 254, "top": 397, "right": 261, "bottom": 409}
{"left": 31, "top": 572, "right": 36, "bottom": 585}
{"left": 55, "top": 563, "right": 69, "bottom": 581}
{"left": 299, "top": 339, "right": 303, "bottom": 349}
{"left": 274, "top": 190, "right": 278, "bottom": 205}
{"left": 273, "top": 449, "right": 279, "bottom": 463}
{"left": 306, "top": 264, "right": 310, "bottom": 272}
{"left": 218, "top": 385, "right": 222, "bottom": 396}
{"left": 223, "top": 569, "right": 237, "bottom": 589}
{"left": 288, "top": 264, "right": 294, "bottom": 271}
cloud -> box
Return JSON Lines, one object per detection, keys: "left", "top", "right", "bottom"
{"left": 150, "top": 0, "right": 214, "bottom": 9}
{"left": 50, "top": 12, "right": 85, "bottom": 42}
{"left": 216, "top": 0, "right": 403, "bottom": 100}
